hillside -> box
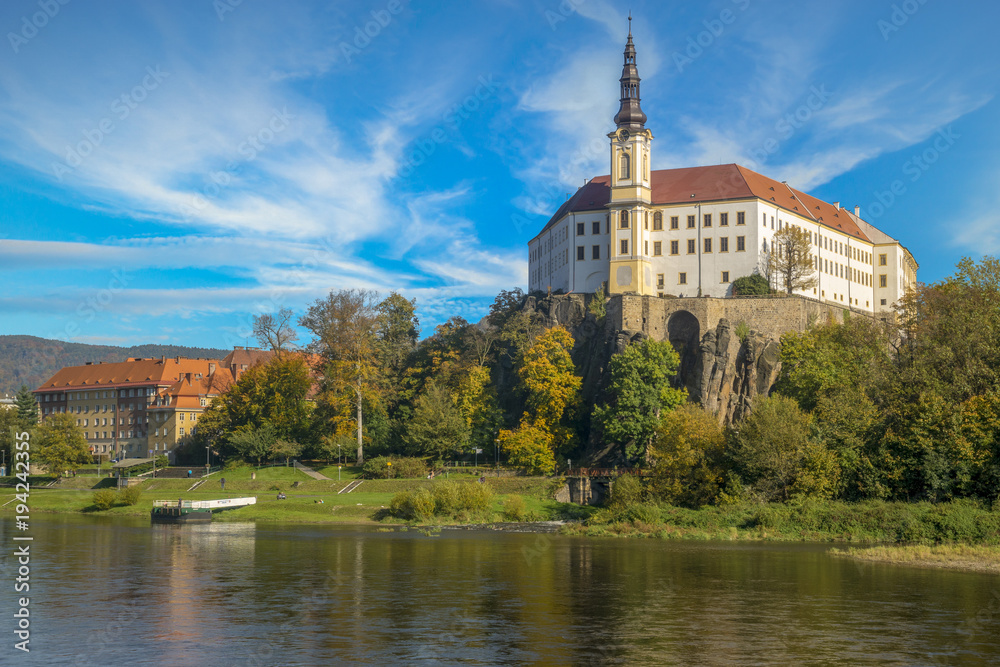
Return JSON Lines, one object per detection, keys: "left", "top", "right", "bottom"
{"left": 0, "top": 335, "right": 229, "bottom": 395}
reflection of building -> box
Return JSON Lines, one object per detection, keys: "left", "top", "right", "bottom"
{"left": 33, "top": 347, "right": 273, "bottom": 462}
{"left": 528, "top": 23, "right": 917, "bottom": 313}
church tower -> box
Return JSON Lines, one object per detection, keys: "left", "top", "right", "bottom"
{"left": 607, "top": 17, "right": 654, "bottom": 295}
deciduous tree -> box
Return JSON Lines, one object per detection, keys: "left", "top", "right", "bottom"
{"left": 404, "top": 380, "right": 469, "bottom": 459}
{"left": 252, "top": 308, "right": 299, "bottom": 356}
{"left": 34, "top": 413, "right": 91, "bottom": 475}
{"left": 771, "top": 225, "right": 818, "bottom": 294}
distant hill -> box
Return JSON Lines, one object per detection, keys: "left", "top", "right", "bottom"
{"left": 0, "top": 335, "right": 229, "bottom": 396}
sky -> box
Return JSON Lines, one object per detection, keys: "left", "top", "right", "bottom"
{"left": 0, "top": 0, "right": 997, "bottom": 349}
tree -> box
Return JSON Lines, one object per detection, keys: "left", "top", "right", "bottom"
{"left": 301, "top": 289, "right": 383, "bottom": 465}
{"left": 771, "top": 225, "right": 817, "bottom": 294}
{"left": 270, "top": 438, "right": 304, "bottom": 465}
{"left": 14, "top": 385, "right": 38, "bottom": 429}
{"left": 651, "top": 404, "right": 725, "bottom": 507}
{"left": 498, "top": 423, "right": 555, "bottom": 476}
{"left": 732, "top": 273, "right": 771, "bottom": 296}
{"left": 454, "top": 364, "right": 502, "bottom": 455}
{"left": 252, "top": 308, "right": 299, "bottom": 356}
{"left": 588, "top": 282, "right": 607, "bottom": 319}
{"left": 194, "top": 355, "right": 313, "bottom": 462}
{"left": 404, "top": 381, "right": 469, "bottom": 459}
{"left": 728, "top": 395, "right": 820, "bottom": 502}
{"left": 377, "top": 292, "right": 420, "bottom": 374}
{"left": 518, "top": 326, "right": 581, "bottom": 445}
{"left": 228, "top": 423, "right": 278, "bottom": 465}
{"left": 34, "top": 413, "right": 91, "bottom": 475}
{"left": 593, "top": 338, "right": 687, "bottom": 465}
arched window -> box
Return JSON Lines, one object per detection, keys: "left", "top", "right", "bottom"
{"left": 620, "top": 152, "right": 630, "bottom": 180}
{"left": 620, "top": 210, "right": 629, "bottom": 229}
{"left": 653, "top": 211, "right": 663, "bottom": 230}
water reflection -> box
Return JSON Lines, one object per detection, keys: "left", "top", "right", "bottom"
{"left": 2, "top": 517, "right": 998, "bottom": 666}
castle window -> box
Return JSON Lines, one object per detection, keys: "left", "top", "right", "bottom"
{"left": 670, "top": 240, "right": 679, "bottom": 255}
{"left": 737, "top": 236, "right": 745, "bottom": 252}
{"left": 880, "top": 274, "right": 887, "bottom": 288}
{"left": 704, "top": 238, "right": 712, "bottom": 253}
{"left": 577, "top": 222, "right": 585, "bottom": 236}
{"left": 737, "top": 211, "right": 745, "bottom": 225}
{"left": 657, "top": 274, "right": 664, "bottom": 289}
{"left": 670, "top": 216, "right": 679, "bottom": 230}
{"left": 720, "top": 212, "right": 729, "bottom": 226}
{"left": 592, "top": 221, "right": 600, "bottom": 235}
{"left": 653, "top": 241, "right": 662, "bottom": 256}
{"left": 881, "top": 299, "right": 887, "bottom": 306}
{"left": 720, "top": 237, "right": 729, "bottom": 252}
{"left": 620, "top": 210, "right": 629, "bottom": 229}
{"left": 687, "top": 239, "right": 696, "bottom": 254}
{"left": 592, "top": 245, "right": 600, "bottom": 260}
{"left": 644, "top": 211, "right": 649, "bottom": 230}
{"left": 620, "top": 152, "right": 630, "bottom": 180}
{"left": 721, "top": 271, "right": 730, "bottom": 283}
{"left": 763, "top": 212, "right": 767, "bottom": 227}
{"left": 577, "top": 246, "right": 585, "bottom": 261}
{"left": 703, "top": 214, "right": 712, "bottom": 227}
{"left": 644, "top": 241, "right": 648, "bottom": 255}
{"left": 679, "top": 273, "right": 688, "bottom": 285}
{"left": 620, "top": 239, "right": 629, "bottom": 255}
{"left": 879, "top": 253, "right": 887, "bottom": 266}
{"left": 653, "top": 212, "right": 663, "bottom": 230}
{"left": 687, "top": 215, "right": 696, "bottom": 229}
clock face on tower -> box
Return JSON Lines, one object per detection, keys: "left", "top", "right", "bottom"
{"left": 617, "top": 128, "right": 630, "bottom": 143}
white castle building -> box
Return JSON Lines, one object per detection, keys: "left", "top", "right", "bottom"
{"left": 528, "top": 24, "right": 917, "bottom": 313}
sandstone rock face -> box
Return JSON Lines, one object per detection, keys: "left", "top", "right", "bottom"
{"left": 522, "top": 295, "right": 783, "bottom": 427}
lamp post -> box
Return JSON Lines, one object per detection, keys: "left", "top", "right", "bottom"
{"left": 205, "top": 445, "right": 210, "bottom": 473}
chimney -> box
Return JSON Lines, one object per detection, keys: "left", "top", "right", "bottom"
{"left": 209, "top": 363, "right": 216, "bottom": 375}
{"left": 833, "top": 201, "right": 840, "bottom": 209}
{"left": 854, "top": 205, "right": 860, "bottom": 217}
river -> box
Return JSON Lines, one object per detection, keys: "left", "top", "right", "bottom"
{"left": 2, "top": 516, "right": 998, "bottom": 665}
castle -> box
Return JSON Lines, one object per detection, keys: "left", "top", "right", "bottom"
{"left": 528, "top": 21, "right": 917, "bottom": 314}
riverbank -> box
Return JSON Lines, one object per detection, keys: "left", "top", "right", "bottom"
{"left": 830, "top": 544, "right": 1000, "bottom": 574}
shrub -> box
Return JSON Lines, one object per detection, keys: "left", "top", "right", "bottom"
{"left": 732, "top": 274, "right": 771, "bottom": 296}
{"left": 456, "top": 482, "right": 493, "bottom": 514}
{"left": 119, "top": 485, "right": 143, "bottom": 506}
{"left": 734, "top": 320, "right": 750, "bottom": 342}
{"left": 608, "top": 474, "right": 646, "bottom": 509}
{"left": 389, "top": 488, "right": 435, "bottom": 521}
{"left": 92, "top": 489, "right": 118, "bottom": 510}
{"left": 502, "top": 495, "right": 528, "bottom": 521}
{"left": 362, "top": 456, "right": 428, "bottom": 479}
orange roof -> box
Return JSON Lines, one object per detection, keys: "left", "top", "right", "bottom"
{"left": 536, "top": 164, "right": 871, "bottom": 243}
{"left": 34, "top": 357, "right": 229, "bottom": 392}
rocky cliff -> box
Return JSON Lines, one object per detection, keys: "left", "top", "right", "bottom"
{"left": 520, "top": 294, "right": 784, "bottom": 464}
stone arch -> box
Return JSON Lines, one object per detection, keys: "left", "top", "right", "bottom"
{"left": 667, "top": 310, "right": 701, "bottom": 396}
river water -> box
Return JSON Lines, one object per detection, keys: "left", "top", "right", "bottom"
{"left": 2, "top": 516, "right": 999, "bottom": 665}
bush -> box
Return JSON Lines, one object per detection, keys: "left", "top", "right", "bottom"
{"left": 389, "top": 488, "right": 436, "bottom": 521}
{"left": 362, "top": 456, "right": 428, "bottom": 479}
{"left": 388, "top": 481, "right": 494, "bottom": 522}
{"left": 119, "top": 485, "right": 143, "bottom": 506}
{"left": 732, "top": 274, "right": 771, "bottom": 296}
{"left": 502, "top": 495, "right": 528, "bottom": 521}
{"left": 92, "top": 489, "right": 118, "bottom": 510}
{"left": 608, "top": 474, "right": 646, "bottom": 509}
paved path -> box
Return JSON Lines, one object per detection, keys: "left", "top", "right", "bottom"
{"left": 293, "top": 460, "right": 331, "bottom": 481}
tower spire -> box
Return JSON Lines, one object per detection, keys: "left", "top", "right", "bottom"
{"left": 614, "top": 15, "right": 646, "bottom": 130}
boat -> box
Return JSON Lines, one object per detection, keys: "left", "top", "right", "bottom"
{"left": 150, "top": 497, "right": 257, "bottom": 523}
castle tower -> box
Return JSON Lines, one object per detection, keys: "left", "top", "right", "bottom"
{"left": 607, "top": 16, "right": 654, "bottom": 295}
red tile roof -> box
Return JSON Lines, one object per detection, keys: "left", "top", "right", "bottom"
{"left": 536, "top": 164, "right": 871, "bottom": 242}
{"left": 34, "top": 357, "right": 227, "bottom": 391}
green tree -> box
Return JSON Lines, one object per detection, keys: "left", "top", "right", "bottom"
{"left": 15, "top": 385, "right": 38, "bottom": 429}
{"left": 228, "top": 423, "right": 278, "bottom": 465}
{"left": 588, "top": 282, "right": 607, "bottom": 319}
{"left": 731, "top": 273, "right": 771, "bottom": 296}
{"left": 404, "top": 381, "right": 469, "bottom": 459}
{"left": 270, "top": 438, "right": 304, "bottom": 465}
{"left": 651, "top": 404, "right": 725, "bottom": 507}
{"left": 34, "top": 413, "right": 91, "bottom": 475}
{"left": 301, "top": 289, "right": 383, "bottom": 464}
{"left": 728, "top": 395, "right": 823, "bottom": 502}
{"left": 377, "top": 291, "right": 419, "bottom": 382}
{"left": 454, "top": 364, "right": 502, "bottom": 455}
{"left": 771, "top": 225, "right": 818, "bottom": 294}
{"left": 593, "top": 338, "right": 687, "bottom": 465}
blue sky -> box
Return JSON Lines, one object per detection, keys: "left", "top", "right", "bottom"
{"left": 0, "top": 0, "right": 996, "bottom": 349}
